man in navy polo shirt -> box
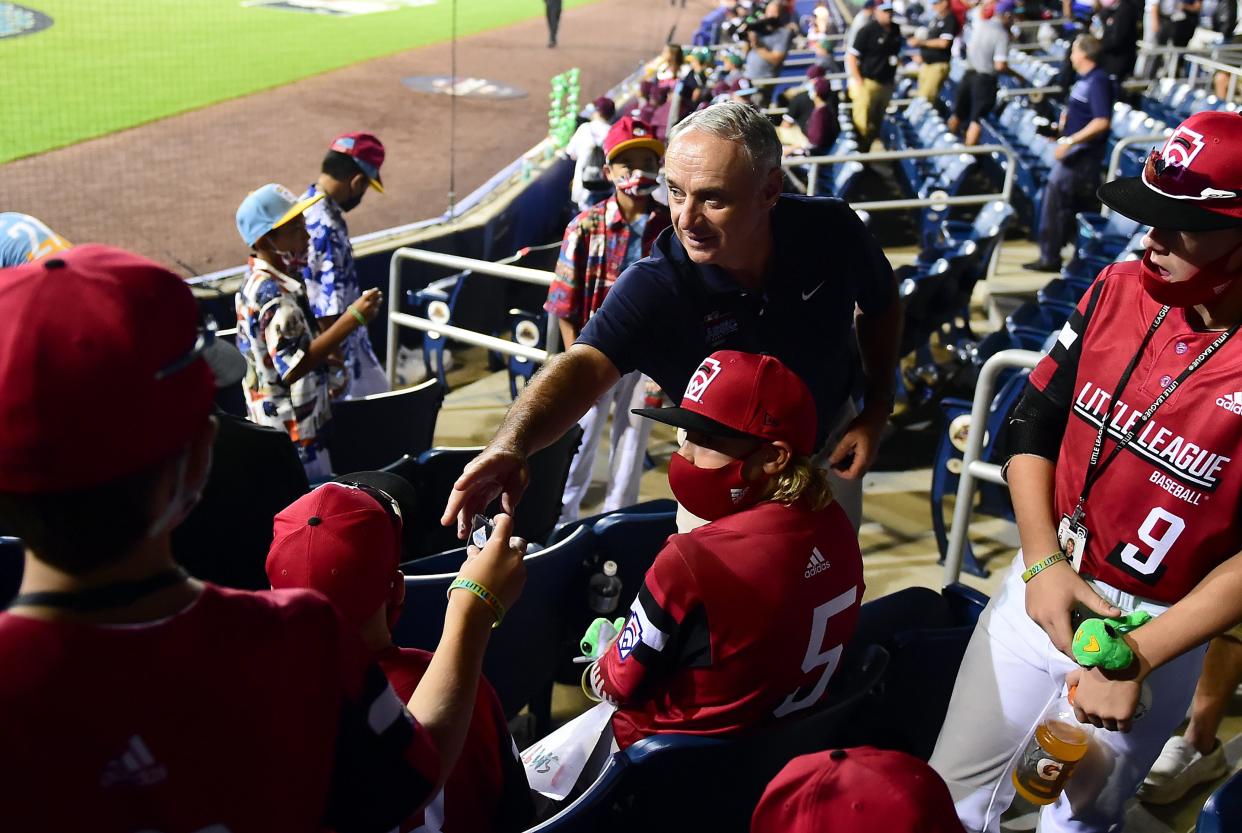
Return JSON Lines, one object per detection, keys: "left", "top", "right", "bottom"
{"left": 1024, "top": 35, "right": 1115, "bottom": 273}
{"left": 442, "top": 101, "right": 900, "bottom": 534}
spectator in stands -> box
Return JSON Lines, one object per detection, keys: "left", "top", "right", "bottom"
{"left": 1152, "top": 0, "right": 1201, "bottom": 57}
{"left": 1024, "top": 35, "right": 1114, "bottom": 273}
{"left": 444, "top": 101, "right": 900, "bottom": 539}
{"left": 1096, "top": 0, "right": 1142, "bottom": 97}
{"left": 267, "top": 476, "right": 535, "bottom": 832}
{"left": 172, "top": 325, "right": 309, "bottom": 591}
{"left": 299, "top": 133, "right": 390, "bottom": 400}
{"left": 1139, "top": 633, "right": 1242, "bottom": 803}
{"left": 1211, "top": 0, "right": 1240, "bottom": 100}
{"left": 931, "top": 110, "right": 1242, "bottom": 832}
{"left": 846, "top": 1, "right": 904, "bottom": 150}
{"left": 655, "top": 43, "right": 686, "bottom": 90}
{"left": 566, "top": 96, "right": 617, "bottom": 210}
{"left": 751, "top": 747, "right": 964, "bottom": 833}
{"left": 544, "top": 0, "right": 561, "bottom": 47}
{"left": 0, "top": 244, "right": 527, "bottom": 830}
{"left": 0, "top": 212, "right": 69, "bottom": 267}
{"left": 846, "top": 0, "right": 877, "bottom": 49}
{"left": 545, "top": 116, "right": 671, "bottom": 523}
{"left": 720, "top": 50, "right": 748, "bottom": 87}
{"left": 782, "top": 64, "right": 827, "bottom": 134}
{"left": 234, "top": 183, "right": 382, "bottom": 480}
{"left": 909, "top": 0, "right": 960, "bottom": 103}
{"left": 947, "top": 0, "right": 1015, "bottom": 146}
{"left": 805, "top": 78, "right": 842, "bottom": 156}
{"left": 584, "top": 351, "right": 864, "bottom": 749}
{"left": 743, "top": 1, "right": 794, "bottom": 80}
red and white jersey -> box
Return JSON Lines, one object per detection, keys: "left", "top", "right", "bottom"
{"left": 1029, "top": 260, "right": 1242, "bottom": 603}
{"left": 0, "top": 585, "right": 440, "bottom": 833}
{"left": 593, "top": 499, "right": 864, "bottom": 749}
{"left": 377, "top": 647, "right": 534, "bottom": 833}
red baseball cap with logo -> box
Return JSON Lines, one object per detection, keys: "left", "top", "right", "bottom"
{"left": 1099, "top": 111, "right": 1242, "bottom": 231}
{"left": 0, "top": 244, "right": 215, "bottom": 493}
{"left": 633, "top": 350, "right": 817, "bottom": 456}
{"left": 750, "top": 747, "right": 965, "bottom": 833}
{"left": 604, "top": 115, "right": 665, "bottom": 162}
{"left": 266, "top": 471, "right": 415, "bottom": 627}
{"left": 329, "top": 131, "right": 386, "bottom": 193}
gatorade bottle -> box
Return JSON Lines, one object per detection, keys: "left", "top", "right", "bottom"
{"left": 587, "top": 561, "right": 622, "bottom": 615}
{"left": 1012, "top": 692, "right": 1093, "bottom": 805}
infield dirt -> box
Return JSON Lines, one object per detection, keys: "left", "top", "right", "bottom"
{"left": 0, "top": 0, "right": 714, "bottom": 276}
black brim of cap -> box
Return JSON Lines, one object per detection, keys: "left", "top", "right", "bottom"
{"left": 1098, "top": 177, "right": 1242, "bottom": 232}
{"left": 632, "top": 406, "right": 759, "bottom": 442}
{"left": 333, "top": 470, "right": 420, "bottom": 554}
{"left": 204, "top": 340, "right": 247, "bottom": 389}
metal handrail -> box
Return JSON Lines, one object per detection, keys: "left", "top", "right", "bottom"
{"left": 1184, "top": 53, "right": 1242, "bottom": 102}
{"left": 1102, "top": 132, "right": 1168, "bottom": 217}
{"left": 996, "top": 85, "right": 1064, "bottom": 100}
{"left": 784, "top": 143, "right": 1015, "bottom": 279}
{"left": 386, "top": 248, "right": 560, "bottom": 386}
{"left": 942, "top": 348, "right": 1042, "bottom": 585}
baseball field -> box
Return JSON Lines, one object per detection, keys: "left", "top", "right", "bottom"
{"left": 0, "top": 0, "right": 597, "bottom": 164}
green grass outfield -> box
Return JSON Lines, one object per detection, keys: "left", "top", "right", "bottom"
{"left": 0, "top": 0, "right": 596, "bottom": 164}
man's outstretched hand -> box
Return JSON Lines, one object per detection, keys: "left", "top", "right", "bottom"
{"left": 440, "top": 444, "right": 531, "bottom": 539}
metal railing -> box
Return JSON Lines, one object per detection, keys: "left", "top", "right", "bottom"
{"left": 1135, "top": 41, "right": 1242, "bottom": 81}
{"left": 385, "top": 248, "right": 559, "bottom": 387}
{"left": 781, "top": 143, "right": 1016, "bottom": 279}
{"left": 1184, "top": 53, "right": 1242, "bottom": 102}
{"left": 942, "top": 348, "right": 1042, "bottom": 585}
{"left": 1102, "top": 132, "right": 1168, "bottom": 217}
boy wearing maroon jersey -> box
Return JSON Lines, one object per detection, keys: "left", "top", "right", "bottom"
{"left": 585, "top": 350, "right": 864, "bottom": 748}
{"left": 0, "top": 245, "right": 526, "bottom": 832}
{"left": 931, "top": 111, "right": 1242, "bottom": 832}
{"left": 266, "top": 473, "right": 535, "bottom": 833}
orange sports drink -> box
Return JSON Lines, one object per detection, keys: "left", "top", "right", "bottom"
{"left": 1011, "top": 693, "right": 1093, "bottom": 805}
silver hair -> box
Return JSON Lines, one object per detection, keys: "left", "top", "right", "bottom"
{"left": 668, "top": 101, "right": 783, "bottom": 176}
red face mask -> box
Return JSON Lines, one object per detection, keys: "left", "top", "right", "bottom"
{"left": 1139, "top": 242, "right": 1242, "bottom": 307}
{"left": 668, "top": 451, "right": 767, "bottom": 521}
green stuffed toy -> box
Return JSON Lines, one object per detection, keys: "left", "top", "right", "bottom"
{"left": 580, "top": 617, "right": 625, "bottom": 660}
{"left": 1072, "top": 611, "right": 1152, "bottom": 670}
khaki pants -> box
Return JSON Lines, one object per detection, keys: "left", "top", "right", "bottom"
{"left": 849, "top": 78, "right": 893, "bottom": 148}
{"left": 916, "top": 61, "right": 950, "bottom": 101}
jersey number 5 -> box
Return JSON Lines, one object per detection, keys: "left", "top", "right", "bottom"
{"left": 773, "top": 585, "right": 858, "bottom": 719}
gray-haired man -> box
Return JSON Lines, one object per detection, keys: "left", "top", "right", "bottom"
{"left": 441, "top": 101, "right": 902, "bottom": 534}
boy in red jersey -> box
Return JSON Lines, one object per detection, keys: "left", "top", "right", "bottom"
{"left": 931, "top": 111, "right": 1242, "bottom": 832}
{"left": 585, "top": 350, "right": 864, "bottom": 748}
{"left": 0, "top": 245, "right": 525, "bottom": 832}
{"left": 266, "top": 472, "right": 535, "bottom": 833}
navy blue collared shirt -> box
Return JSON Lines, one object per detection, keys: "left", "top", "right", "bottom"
{"left": 1064, "top": 66, "right": 1114, "bottom": 159}
{"left": 578, "top": 195, "right": 896, "bottom": 448}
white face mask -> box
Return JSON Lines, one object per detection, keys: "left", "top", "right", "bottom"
{"left": 146, "top": 446, "right": 209, "bottom": 538}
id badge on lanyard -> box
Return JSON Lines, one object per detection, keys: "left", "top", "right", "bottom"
{"left": 1057, "top": 513, "right": 1088, "bottom": 571}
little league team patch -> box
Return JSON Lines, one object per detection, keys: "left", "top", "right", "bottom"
{"left": 0, "top": 3, "right": 52, "bottom": 39}
{"left": 241, "top": 0, "right": 435, "bottom": 16}
{"left": 617, "top": 614, "right": 642, "bottom": 661}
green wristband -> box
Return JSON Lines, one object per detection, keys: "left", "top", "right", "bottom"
{"left": 348, "top": 305, "right": 367, "bottom": 326}
{"left": 447, "top": 577, "right": 505, "bottom": 627}
{"left": 1021, "top": 551, "right": 1069, "bottom": 583}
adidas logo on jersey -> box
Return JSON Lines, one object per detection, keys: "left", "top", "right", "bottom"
{"left": 804, "top": 547, "right": 830, "bottom": 578}
{"left": 1217, "top": 392, "right": 1242, "bottom": 415}
{"left": 100, "top": 735, "right": 167, "bottom": 788}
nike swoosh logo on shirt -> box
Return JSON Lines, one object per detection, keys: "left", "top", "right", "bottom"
{"left": 802, "top": 282, "right": 826, "bottom": 301}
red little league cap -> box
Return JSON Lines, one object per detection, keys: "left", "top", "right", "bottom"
{"left": 604, "top": 115, "right": 665, "bottom": 162}
{"left": 267, "top": 471, "right": 416, "bottom": 628}
{"left": 750, "top": 747, "right": 964, "bottom": 833}
{"left": 1099, "top": 111, "right": 1242, "bottom": 231}
{"left": 0, "top": 244, "right": 215, "bottom": 492}
{"left": 633, "top": 350, "right": 818, "bottom": 456}
{"left": 329, "top": 131, "right": 386, "bottom": 193}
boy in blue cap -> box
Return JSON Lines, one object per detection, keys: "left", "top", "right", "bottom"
{"left": 234, "top": 184, "right": 382, "bottom": 480}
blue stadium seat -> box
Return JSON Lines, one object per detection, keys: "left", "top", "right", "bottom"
{"left": 328, "top": 378, "right": 444, "bottom": 474}
{"left": 507, "top": 308, "right": 549, "bottom": 399}
{"left": 0, "top": 537, "right": 23, "bottom": 609}
{"left": 525, "top": 752, "right": 630, "bottom": 832}
{"left": 1198, "top": 766, "right": 1242, "bottom": 833}
{"left": 547, "top": 498, "right": 677, "bottom": 546}
{"left": 391, "top": 525, "right": 594, "bottom": 734}
{"left": 844, "top": 584, "right": 989, "bottom": 759}
{"left": 600, "top": 643, "right": 890, "bottom": 832}
{"left": 930, "top": 369, "right": 1031, "bottom": 578}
